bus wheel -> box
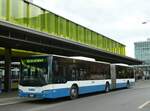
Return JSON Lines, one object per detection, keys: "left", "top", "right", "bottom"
{"left": 105, "top": 83, "right": 110, "bottom": 92}
{"left": 70, "top": 85, "right": 78, "bottom": 100}
{"left": 127, "top": 81, "right": 130, "bottom": 88}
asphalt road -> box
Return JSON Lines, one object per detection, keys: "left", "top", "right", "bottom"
{"left": 0, "top": 80, "right": 150, "bottom": 111}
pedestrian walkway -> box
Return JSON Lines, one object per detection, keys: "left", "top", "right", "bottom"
{"left": 0, "top": 90, "right": 38, "bottom": 106}
{"left": 135, "top": 80, "right": 150, "bottom": 89}
{"left": 0, "top": 90, "right": 18, "bottom": 99}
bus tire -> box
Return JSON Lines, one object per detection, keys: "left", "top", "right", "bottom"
{"left": 70, "top": 85, "right": 78, "bottom": 100}
{"left": 105, "top": 82, "right": 110, "bottom": 92}
{"left": 127, "top": 81, "right": 130, "bottom": 88}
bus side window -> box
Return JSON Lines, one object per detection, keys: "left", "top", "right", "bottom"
{"left": 52, "top": 58, "right": 67, "bottom": 83}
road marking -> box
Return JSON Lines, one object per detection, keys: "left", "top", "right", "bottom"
{"left": 0, "top": 101, "right": 22, "bottom": 106}
{"left": 0, "top": 97, "right": 20, "bottom": 102}
{"left": 0, "top": 97, "right": 38, "bottom": 106}
{"left": 138, "top": 101, "right": 150, "bottom": 109}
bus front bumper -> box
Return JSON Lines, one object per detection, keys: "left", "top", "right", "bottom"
{"left": 18, "top": 90, "right": 53, "bottom": 99}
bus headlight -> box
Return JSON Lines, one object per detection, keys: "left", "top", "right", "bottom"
{"left": 19, "top": 89, "right": 23, "bottom": 93}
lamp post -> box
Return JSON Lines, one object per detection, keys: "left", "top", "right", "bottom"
{"left": 142, "top": 22, "right": 147, "bottom": 24}
{"left": 142, "top": 20, "right": 150, "bottom": 24}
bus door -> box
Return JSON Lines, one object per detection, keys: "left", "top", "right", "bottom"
{"left": 110, "top": 65, "right": 116, "bottom": 90}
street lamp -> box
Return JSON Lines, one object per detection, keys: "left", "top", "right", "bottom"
{"left": 142, "top": 22, "right": 147, "bottom": 24}
{"left": 142, "top": 20, "right": 150, "bottom": 24}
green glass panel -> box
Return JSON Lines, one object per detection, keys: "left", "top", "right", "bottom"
{"left": 62, "top": 18, "right": 67, "bottom": 37}
{"left": 84, "top": 29, "right": 87, "bottom": 44}
{"left": 0, "top": 0, "right": 7, "bottom": 20}
{"left": 91, "top": 32, "right": 97, "bottom": 47}
{"left": 96, "top": 34, "right": 98, "bottom": 48}
{"left": 28, "top": 4, "right": 42, "bottom": 31}
{"left": 69, "top": 21, "right": 72, "bottom": 40}
{"left": 68, "top": 21, "right": 72, "bottom": 40}
{"left": 106, "top": 38, "right": 108, "bottom": 51}
{"left": 114, "top": 42, "right": 117, "bottom": 53}
{"left": 103, "top": 37, "right": 107, "bottom": 50}
{"left": 57, "top": 16, "right": 61, "bottom": 36}
{"left": 68, "top": 22, "right": 76, "bottom": 41}
{"left": 87, "top": 30, "right": 91, "bottom": 45}
{"left": 116, "top": 43, "right": 119, "bottom": 54}
{"left": 110, "top": 40, "right": 113, "bottom": 53}
{"left": 99, "top": 35, "right": 103, "bottom": 48}
{"left": 45, "top": 11, "right": 55, "bottom": 35}
{"left": 113, "top": 42, "right": 115, "bottom": 53}
{"left": 40, "top": 9, "right": 46, "bottom": 31}
{"left": 123, "top": 47, "right": 125, "bottom": 55}
{"left": 45, "top": 11, "right": 50, "bottom": 33}
{"left": 107, "top": 39, "right": 110, "bottom": 51}
{"left": 57, "top": 17, "right": 67, "bottom": 38}
{"left": 95, "top": 33, "right": 98, "bottom": 47}
{"left": 70, "top": 22, "right": 74, "bottom": 39}
{"left": 10, "top": 0, "right": 27, "bottom": 26}
{"left": 97, "top": 35, "right": 101, "bottom": 48}
{"left": 80, "top": 27, "right": 85, "bottom": 43}
{"left": 23, "top": 2, "right": 28, "bottom": 26}
{"left": 66, "top": 20, "right": 69, "bottom": 37}
{"left": 55, "top": 15, "right": 58, "bottom": 35}
{"left": 77, "top": 25, "right": 82, "bottom": 43}
{"left": 73, "top": 23, "right": 77, "bottom": 41}
{"left": 91, "top": 32, "right": 94, "bottom": 47}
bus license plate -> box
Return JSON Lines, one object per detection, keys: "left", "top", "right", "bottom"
{"left": 29, "top": 94, "right": 35, "bottom": 98}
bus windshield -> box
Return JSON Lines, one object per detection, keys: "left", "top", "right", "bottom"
{"left": 20, "top": 57, "right": 49, "bottom": 86}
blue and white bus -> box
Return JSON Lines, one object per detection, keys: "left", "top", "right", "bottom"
{"left": 111, "top": 64, "right": 135, "bottom": 90}
{"left": 19, "top": 55, "right": 135, "bottom": 99}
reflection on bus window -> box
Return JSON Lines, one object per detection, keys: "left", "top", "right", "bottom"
{"left": 52, "top": 56, "right": 111, "bottom": 83}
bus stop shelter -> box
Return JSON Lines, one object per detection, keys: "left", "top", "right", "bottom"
{"left": 0, "top": 20, "right": 142, "bottom": 92}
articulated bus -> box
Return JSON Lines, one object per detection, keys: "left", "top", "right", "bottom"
{"left": 19, "top": 55, "right": 135, "bottom": 99}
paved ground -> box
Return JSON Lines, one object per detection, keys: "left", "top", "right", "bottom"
{"left": 0, "top": 91, "right": 18, "bottom": 98}
{"left": 0, "top": 80, "right": 150, "bottom": 111}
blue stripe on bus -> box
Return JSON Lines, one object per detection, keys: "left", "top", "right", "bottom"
{"left": 116, "top": 83, "right": 127, "bottom": 88}
{"left": 19, "top": 82, "right": 134, "bottom": 99}
{"left": 19, "top": 83, "right": 134, "bottom": 99}
{"left": 79, "top": 85, "right": 105, "bottom": 94}
{"left": 19, "top": 85, "right": 106, "bottom": 99}
{"left": 116, "top": 82, "right": 135, "bottom": 89}
{"left": 19, "top": 88, "right": 70, "bottom": 99}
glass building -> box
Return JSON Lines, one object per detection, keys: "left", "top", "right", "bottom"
{"left": 134, "top": 39, "right": 150, "bottom": 79}
{"left": 135, "top": 39, "right": 150, "bottom": 64}
{"left": 0, "top": 0, "right": 126, "bottom": 56}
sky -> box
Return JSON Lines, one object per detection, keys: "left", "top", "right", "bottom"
{"left": 32, "top": 0, "right": 150, "bottom": 58}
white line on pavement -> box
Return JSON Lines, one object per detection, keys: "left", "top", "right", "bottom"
{"left": 0, "top": 97, "right": 20, "bottom": 102}
{"left": 0, "top": 97, "right": 38, "bottom": 106}
{"left": 0, "top": 101, "right": 23, "bottom": 106}
{"left": 138, "top": 101, "right": 150, "bottom": 109}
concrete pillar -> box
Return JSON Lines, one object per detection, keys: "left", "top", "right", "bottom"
{"left": 4, "top": 48, "right": 11, "bottom": 92}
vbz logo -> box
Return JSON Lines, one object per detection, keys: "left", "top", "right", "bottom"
{"left": 28, "top": 88, "right": 35, "bottom": 91}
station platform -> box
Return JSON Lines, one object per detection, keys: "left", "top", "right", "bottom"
{"left": 0, "top": 91, "right": 37, "bottom": 106}
{"left": 0, "top": 91, "right": 18, "bottom": 99}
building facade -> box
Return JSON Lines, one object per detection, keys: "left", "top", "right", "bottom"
{"left": 135, "top": 39, "right": 150, "bottom": 64}
{"left": 0, "top": 0, "right": 142, "bottom": 92}
{"left": 0, "top": 0, "right": 125, "bottom": 56}
{"left": 134, "top": 39, "right": 150, "bottom": 79}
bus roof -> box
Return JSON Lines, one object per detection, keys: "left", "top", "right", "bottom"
{"left": 22, "top": 54, "right": 110, "bottom": 65}
{"left": 112, "top": 63, "right": 133, "bottom": 67}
